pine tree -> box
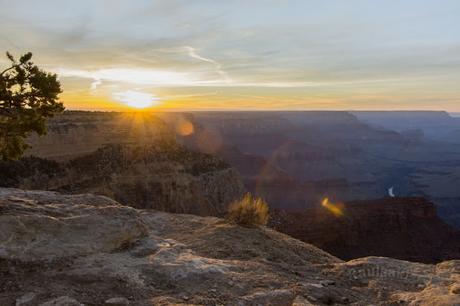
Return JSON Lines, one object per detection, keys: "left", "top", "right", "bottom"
{"left": 0, "top": 52, "right": 64, "bottom": 160}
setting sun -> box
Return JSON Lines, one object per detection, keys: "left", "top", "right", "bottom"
{"left": 112, "top": 90, "right": 160, "bottom": 109}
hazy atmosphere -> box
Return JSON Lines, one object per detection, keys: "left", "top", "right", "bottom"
{"left": 1, "top": 0, "right": 460, "bottom": 111}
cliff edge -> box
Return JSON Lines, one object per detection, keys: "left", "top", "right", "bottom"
{"left": 0, "top": 188, "right": 459, "bottom": 305}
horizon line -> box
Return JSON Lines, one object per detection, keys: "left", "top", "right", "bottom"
{"left": 63, "top": 108, "right": 459, "bottom": 113}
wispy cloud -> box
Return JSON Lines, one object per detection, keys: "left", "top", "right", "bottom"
{"left": 54, "top": 67, "right": 194, "bottom": 89}
{"left": 54, "top": 66, "right": 452, "bottom": 90}
{"left": 184, "top": 46, "right": 231, "bottom": 83}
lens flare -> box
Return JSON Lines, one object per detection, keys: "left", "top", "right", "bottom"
{"left": 176, "top": 120, "right": 194, "bottom": 136}
{"left": 321, "top": 197, "right": 344, "bottom": 217}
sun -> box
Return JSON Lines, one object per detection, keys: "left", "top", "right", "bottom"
{"left": 112, "top": 90, "right": 160, "bottom": 109}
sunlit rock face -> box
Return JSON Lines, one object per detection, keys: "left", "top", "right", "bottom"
{"left": 1, "top": 188, "right": 459, "bottom": 305}
{"left": 271, "top": 197, "right": 460, "bottom": 263}
{"left": 26, "top": 111, "right": 173, "bottom": 161}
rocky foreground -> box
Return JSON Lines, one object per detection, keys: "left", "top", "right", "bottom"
{"left": 0, "top": 188, "right": 459, "bottom": 305}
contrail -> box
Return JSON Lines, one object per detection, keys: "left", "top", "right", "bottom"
{"left": 184, "top": 46, "right": 230, "bottom": 83}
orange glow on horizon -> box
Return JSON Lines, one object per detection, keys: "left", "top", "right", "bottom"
{"left": 59, "top": 88, "right": 460, "bottom": 113}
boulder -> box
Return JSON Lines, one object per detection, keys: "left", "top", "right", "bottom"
{"left": 0, "top": 189, "right": 147, "bottom": 262}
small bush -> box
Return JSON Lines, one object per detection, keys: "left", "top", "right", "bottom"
{"left": 227, "top": 193, "right": 269, "bottom": 226}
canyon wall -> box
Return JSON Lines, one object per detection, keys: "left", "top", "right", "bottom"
{"left": 271, "top": 197, "right": 460, "bottom": 263}
{"left": 26, "top": 111, "right": 173, "bottom": 160}
{"left": 5, "top": 141, "right": 245, "bottom": 216}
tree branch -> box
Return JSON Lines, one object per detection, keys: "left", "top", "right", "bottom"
{"left": 0, "top": 64, "right": 19, "bottom": 76}
{"left": 0, "top": 66, "right": 16, "bottom": 77}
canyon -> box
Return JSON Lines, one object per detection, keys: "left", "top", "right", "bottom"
{"left": 271, "top": 197, "right": 460, "bottom": 263}
{"left": 178, "top": 111, "right": 460, "bottom": 229}
{"left": 2, "top": 110, "right": 460, "bottom": 264}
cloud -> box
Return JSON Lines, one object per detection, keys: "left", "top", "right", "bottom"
{"left": 184, "top": 46, "right": 230, "bottom": 83}
{"left": 54, "top": 67, "right": 194, "bottom": 89}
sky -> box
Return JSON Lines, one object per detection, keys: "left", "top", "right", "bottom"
{"left": 1, "top": 0, "right": 460, "bottom": 111}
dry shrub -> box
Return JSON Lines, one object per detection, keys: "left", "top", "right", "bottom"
{"left": 227, "top": 193, "right": 269, "bottom": 226}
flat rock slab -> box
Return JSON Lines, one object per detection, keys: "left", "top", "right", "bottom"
{"left": 0, "top": 189, "right": 147, "bottom": 262}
